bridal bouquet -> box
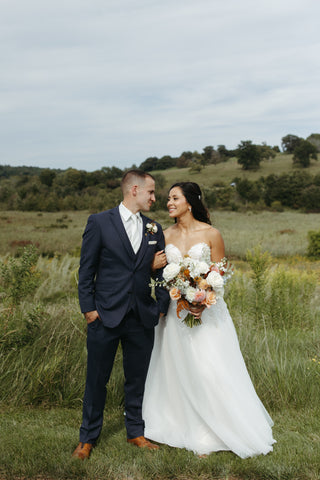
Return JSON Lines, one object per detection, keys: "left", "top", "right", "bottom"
{"left": 161, "top": 256, "right": 233, "bottom": 327}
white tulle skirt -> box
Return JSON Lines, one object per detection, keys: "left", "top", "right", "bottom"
{"left": 143, "top": 299, "right": 275, "bottom": 458}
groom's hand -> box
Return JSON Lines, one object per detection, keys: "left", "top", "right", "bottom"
{"left": 84, "top": 310, "right": 100, "bottom": 324}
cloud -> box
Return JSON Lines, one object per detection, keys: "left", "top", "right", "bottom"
{"left": 0, "top": 0, "right": 319, "bottom": 170}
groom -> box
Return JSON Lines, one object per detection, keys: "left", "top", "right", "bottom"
{"left": 72, "top": 170, "right": 169, "bottom": 459}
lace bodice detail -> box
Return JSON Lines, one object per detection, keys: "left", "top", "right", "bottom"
{"left": 165, "top": 242, "right": 211, "bottom": 264}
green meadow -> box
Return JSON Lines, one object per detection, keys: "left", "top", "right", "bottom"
{"left": 0, "top": 204, "right": 320, "bottom": 479}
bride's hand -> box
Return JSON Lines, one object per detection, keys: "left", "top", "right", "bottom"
{"left": 188, "top": 304, "right": 206, "bottom": 319}
{"left": 151, "top": 250, "right": 167, "bottom": 271}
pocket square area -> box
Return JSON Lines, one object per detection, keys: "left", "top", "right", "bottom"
{"left": 148, "top": 240, "right": 157, "bottom": 245}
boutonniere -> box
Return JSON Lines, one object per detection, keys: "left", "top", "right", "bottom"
{"left": 145, "top": 222, "right": 158, "bottom": 235}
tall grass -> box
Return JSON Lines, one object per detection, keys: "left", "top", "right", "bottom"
{"left": 0, "top": 247, "right": 319, "bottom": 412}
{"left": 0, "top": 246, "right": 320, "bottom": 479}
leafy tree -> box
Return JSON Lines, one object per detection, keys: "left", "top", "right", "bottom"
{"left": 281, "top": 134, "right": 302, "bottom": 153}
{"left": 293, "top": 140, "right": 318, "bottom": 167}
{"left": 257, "top": 143, "right": 277, "bottom": 160}
{"left": 306, "top": 133, "right": 320, "bottom": 152}
{"left": 156, "top": 156, "right": 176, "bottom": 170}
{"left": 234, "top": 178, "right": 261, "bottom": 204}
{"left": 236, "top": 141, "right": 262, "bottom": 170}
{"left": 217, "top": 145, "right": 233, "bottom": 161}
{"left": 101, "top": 166, "right": 123, "bottom": 179}
{"left": 139, "top": 157, "right": 158, "bottom": 171}
{"left": 176, "top": 154, "right": 191, "bottom": 168}
{"left": 299, "top": 185, "right": 320, "bottom": 212}
{"left": 40, "top": 169, "right": 56, "bottom": 187}
{"left": 264, "top": 172, "right": 313, "bottom": 208}
{"left": 202, "top": 146, "right": 214, "bottom": 165}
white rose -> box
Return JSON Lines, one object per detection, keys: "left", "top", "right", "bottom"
{"left": 185, "top": 287, "right": 196, "bottom": 303}
{"left": 163, "top": 263, "right": 180, "bottom": 282}
{"left": 189, "top": 260, "right": 210, "bottom": 278}
{"left": 207, "top": 270, "right": 224, "bottom": 289}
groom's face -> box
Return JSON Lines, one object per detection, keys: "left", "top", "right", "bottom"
{"left": 136, "top": 177, "right": 156, "bottom": 211}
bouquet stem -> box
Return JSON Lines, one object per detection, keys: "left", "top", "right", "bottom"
{"left": 183, "top": 312, "right": 202, "bottom": 328}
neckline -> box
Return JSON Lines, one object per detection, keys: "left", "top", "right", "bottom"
{"left": 166, "top": 242, "right": 210, "bottom": 257}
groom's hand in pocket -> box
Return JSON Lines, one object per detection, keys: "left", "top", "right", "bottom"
{"left": 84, "top": 310, "right": 100, "bottom": 324}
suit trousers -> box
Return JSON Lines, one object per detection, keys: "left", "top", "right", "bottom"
{"left": 79, "top": 309, "right": 155, "bottom": 443}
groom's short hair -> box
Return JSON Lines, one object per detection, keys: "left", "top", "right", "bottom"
{"left": 121, "top": 170, "right": 155, "bottom": 195}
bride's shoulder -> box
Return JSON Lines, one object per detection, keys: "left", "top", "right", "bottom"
{"left": 164, "top": 224, "right": 177, "bottom": 241}
{"left": 197, "top": 222, "right": 222, "bottom": 237}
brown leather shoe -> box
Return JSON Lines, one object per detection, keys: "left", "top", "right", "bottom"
{"left": 72, "top": 442, "right": 93, "bottom": 459}
{"left": 127, "top": 436, "right": 159, "bottom": 450}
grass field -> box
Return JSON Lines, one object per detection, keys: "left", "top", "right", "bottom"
{"left": 1, "top": 209, "right": 319, "bottom": 258}
{"left": 0, "top": 208, "right": 320, "bottom": 480}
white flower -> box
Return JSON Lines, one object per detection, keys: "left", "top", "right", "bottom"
{"left": 185, "top": 286, "right": 197, "bottom": 303}
{"left": 188, "top": 260, "right": 210, "bottom": 278}
{"left": 163, "top": 263, "right": 180, "bottom": 282}
{"left": 207, "top": 270, "right": 224, "bottom": 289}
{"left": 146, "top": 222, "right": 158, "bottom": 234}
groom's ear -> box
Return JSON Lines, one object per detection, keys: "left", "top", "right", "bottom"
{"left": 131, "top": 184, "right": 138, "bottom": 196}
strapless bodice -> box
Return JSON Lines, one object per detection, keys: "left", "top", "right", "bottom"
{"left": 165, "top": 242, "right": 211, "bottom": 264}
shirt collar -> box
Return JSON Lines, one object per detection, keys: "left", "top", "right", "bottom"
{"left": 119, "top": 202, "right": 141, "bottom": 222}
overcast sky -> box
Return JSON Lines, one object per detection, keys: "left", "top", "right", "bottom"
{"left": 1, "top": 0, "right": 319, "bottom": 171}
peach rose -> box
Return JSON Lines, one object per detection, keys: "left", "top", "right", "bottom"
{"left": 204, "top": 290, "right": 217, "bottom": 307}
{"left": 198, "top": 278, "right": 208, "bottom": 289}
{"left": 169, "top": 287, "right": 181, "bottom": 301}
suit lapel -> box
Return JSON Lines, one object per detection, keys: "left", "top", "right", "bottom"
{"left": 110, "top": 207, "right": 135, "bottom": 258}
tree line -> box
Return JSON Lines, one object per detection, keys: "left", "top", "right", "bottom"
{"left": 0, "top": 134, "right": 319, "bottom": 213}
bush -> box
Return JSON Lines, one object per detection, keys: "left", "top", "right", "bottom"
{"left": 307, "top": 230, "right": 320, "bottom": 259}
{"left": 0, "top": 245, "right": 40, "bottom": 305}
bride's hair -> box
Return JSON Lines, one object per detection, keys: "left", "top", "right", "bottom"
{"left": 169, "top": 182, "right": 211, "bottom": 225}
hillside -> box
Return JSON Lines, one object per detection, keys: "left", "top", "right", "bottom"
{"left": 152, "top": 154, "right": 320, "bottom": 187}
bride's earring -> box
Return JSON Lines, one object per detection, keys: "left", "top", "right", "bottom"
{"left": 188, "top": 206, "right": 192, "bottom": 212}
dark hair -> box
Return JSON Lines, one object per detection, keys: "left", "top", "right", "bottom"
{"left": 169, "top": 182, "right": 211, "bottom": 225}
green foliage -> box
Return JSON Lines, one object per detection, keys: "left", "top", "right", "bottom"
{"left": 306, "top": 133, "right": 320, "bottom": 152}
{"left": 307, "top": 229, "right": 320, "bottom": 259}
{"left": 267, "top": 268, "right": 316, "bottom": 329}
{"left": 0, "top": 252, "right": 319, "bottom": 480}
{"left": 246, "top": 245, "right": 271, "bottom": 322}
{"left": 263, "top": 171, "right": 316, "bottom": 209}
{"left": 293, "top": 139, "right": 318, "bottom": 167}
{"left": 281, "top": 134, "right": 302, "bottom": 153}
{"left": 236, "top": 140, "right": 263, "bottom": 170}
{"left": 0, "top": 244, "right": 40, "bottom": 305}
{"left": 0, "top": 304, "right": 42, "bottom": 352}
{"left": 188, "top": 161, "right": 203, "bottom": 173}
{"left": 234, "top": 177, "right": 262, "bottom": 203}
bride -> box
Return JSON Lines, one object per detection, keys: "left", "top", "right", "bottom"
{"left": 142, "top": 181, "right": 275, "bottom": 458}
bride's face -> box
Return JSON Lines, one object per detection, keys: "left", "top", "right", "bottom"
{"left": 167, "top": 187, "right": 190, "bottom": 218}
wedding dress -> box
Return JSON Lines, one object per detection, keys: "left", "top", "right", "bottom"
{"left": 143, "top": 242, "right": 275, "bottom": 458}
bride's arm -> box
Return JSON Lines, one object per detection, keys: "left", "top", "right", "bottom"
{"left": 209, "top": 228, "right": 225, "bottom": 262}
{"left": 151, "top": 250, "right": 167, "bottom": 271}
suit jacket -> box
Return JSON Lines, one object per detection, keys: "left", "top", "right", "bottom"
{"left": 78, "top": 206, "right": 169, "bottom": 328}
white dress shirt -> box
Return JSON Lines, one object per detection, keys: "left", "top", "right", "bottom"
{"left": 119, "top": 202, "right": 142, "bottom": 252}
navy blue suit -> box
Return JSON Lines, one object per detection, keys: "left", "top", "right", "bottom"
{"left": 78, "top": 206, "right": 169, "bottom": 443}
